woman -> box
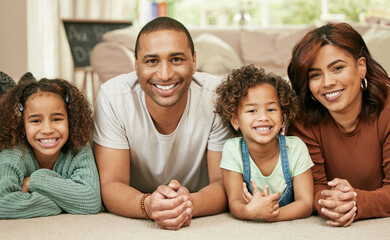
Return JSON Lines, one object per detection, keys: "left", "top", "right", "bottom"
{"left": 287, "top": 22, "right": 390, "bottom": 227}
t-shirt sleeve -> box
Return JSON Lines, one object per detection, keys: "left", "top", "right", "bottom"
{"left": 207, "top": 113, "right": 232, "bottom": 152}
{"left": 220, "top": 138, "right": 243, "bottom": 174}
{"left": 93, "top": 87, "right": 130, "bottom": 149}
{"left": 289, "top": 137, "right": 314, "bottom": 177}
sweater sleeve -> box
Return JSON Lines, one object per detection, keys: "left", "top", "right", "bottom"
{"left": 287, "top": 121, "right": 329, "bottom": 216}
{"left": 353, "top": 108, "right": 390, "bottom": 219}
{"left": 0, "top": 150, "right": 62, "bottom": 219}
{"left": 29, "top": 146, "right": 102, "bottom": 215}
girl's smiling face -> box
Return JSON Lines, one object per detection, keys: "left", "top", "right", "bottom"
{"left": 230, "top": 83, "right": 283, "bottom": 147}
{"left": 24, "top": 92, "right": 69, "bottom": 169}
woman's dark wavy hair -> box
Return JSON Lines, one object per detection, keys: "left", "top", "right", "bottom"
{"left": 288, "top": 22, "right": 389, "bottom": 125}
{"left": 215, "top": 64, "right": 299, "bottom": 136}
{"left": 0, "top": 77, "right": 93, "bottom": 153}
{"left": 134, "top": 16, "right": 194, "bottom": 59}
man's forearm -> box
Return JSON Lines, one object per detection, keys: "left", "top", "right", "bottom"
{"left": 191, "top": 180, "right": 227, "bottom": 217}
{"left": 101, "top": 182, "right": 146, "bottom": 218}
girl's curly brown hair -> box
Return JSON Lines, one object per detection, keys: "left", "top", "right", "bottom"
{"left": 0, "top": 77, "right": 93, "bottom": 153}
{"left": 215, "top": 64, "right": 299, "bottom": 136}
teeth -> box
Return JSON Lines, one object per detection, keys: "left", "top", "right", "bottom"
{"left": 325, "top": 91, "right": 341, "bottom": 98}
{"left": 40, "top": 139, "right": 57, "bottom": 144}
{"left": 155, "top": 84, "right": 176, "bottom": 91}
{"left": 255, "top": 127, "right": 271, "bottom": 131}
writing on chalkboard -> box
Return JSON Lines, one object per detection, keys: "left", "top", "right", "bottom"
{"left": 62, "top": 19, "right": 132, "bottom": 68}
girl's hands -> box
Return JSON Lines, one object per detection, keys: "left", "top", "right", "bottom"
{"left": 242, "top": 179, "right": 280, "bottom": 220}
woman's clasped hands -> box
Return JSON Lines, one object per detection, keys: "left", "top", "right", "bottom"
{"left": 318, "top": 178, "right": 357, "bottom": 227}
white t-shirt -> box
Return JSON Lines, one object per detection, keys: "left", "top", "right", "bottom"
{"left": 220, "top": 136, "right": 313, "bottom": 196}
{"left": 94, "top": 72, "right": 231, "bottom": 192}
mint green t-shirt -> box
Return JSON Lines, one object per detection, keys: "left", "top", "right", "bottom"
{"left": 220, "top": 136, "right": 313, "bottom": 196}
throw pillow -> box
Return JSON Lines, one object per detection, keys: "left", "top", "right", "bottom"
{"left": 194, "top": 33, "right": 243, "bottom": 76}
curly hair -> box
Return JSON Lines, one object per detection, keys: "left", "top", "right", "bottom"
{"left": 215, "top": 64, "right": 299, "bottom": 136}
{"left": 0, "top": 77, "right": 93, "bottom": 153}
{"left": 288, "top": 22, "right": 389, "bottom": 125}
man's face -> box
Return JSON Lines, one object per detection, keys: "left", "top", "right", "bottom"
{"left": 135, "top": 30, "right": 196, "bottom": 108}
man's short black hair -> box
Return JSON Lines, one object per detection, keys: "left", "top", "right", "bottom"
{"left": 134, "top": 17, "right": 194, "bottom": 59}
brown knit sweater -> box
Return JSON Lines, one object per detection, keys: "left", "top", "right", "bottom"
{"left": 288, "top": 96, "right": 390, "bottom": 220}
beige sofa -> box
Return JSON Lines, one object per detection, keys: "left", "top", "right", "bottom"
{"left": 90, "top": 24, "right": 390, "bottom": 83}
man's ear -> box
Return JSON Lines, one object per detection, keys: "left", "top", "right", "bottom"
{"left": 134, "top": 54, "right": 138, "bottom": 73}
{"left": 192, "top": 51, "right": 197, "bottom": 74}
{"left": 230, "top": 114, "right": 239, "bottom": 131}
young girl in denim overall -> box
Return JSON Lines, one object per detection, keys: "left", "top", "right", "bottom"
{"left": 215, "top": 65, "right": 313, "bottom": 221}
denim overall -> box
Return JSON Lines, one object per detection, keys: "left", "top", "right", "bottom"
{"left": 241, "top": 134, "right": 294, "bottom": 207}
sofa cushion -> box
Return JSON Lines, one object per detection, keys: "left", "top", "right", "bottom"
{"left": 363, "top": 26, "right": 390, "bottom": 75}
{"left": 239, "top": 26, "right": 314, "bottom": 78}
{"left": 190, "top": 28, "right": 242, "bottom": 57}
{"left": 194, "top": 33, "right": 243, "bottom": 76}
{"left": 102, "top": 27, "right": 140, "bottom": 51}
{"left": 90, "top": 42, "right": 135, "bottom": 82}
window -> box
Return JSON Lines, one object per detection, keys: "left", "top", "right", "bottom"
{"left": 135, "top": 0, "right": 390, "bottom": 27}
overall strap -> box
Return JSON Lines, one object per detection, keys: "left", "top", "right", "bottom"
{"left": 241, "top": 138, "right": 253, "bottom": 194}
{"left": 278, "top": 134, "right": 293, "bottom": 184}
{"left": 277, "top": 134, "right": 294, "bottom": 207}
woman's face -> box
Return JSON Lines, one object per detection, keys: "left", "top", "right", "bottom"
{"left": 307, "top": 44, "right": 366, "bottom": 119}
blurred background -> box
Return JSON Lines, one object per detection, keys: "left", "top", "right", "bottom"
{"left": 0, "top": 0, "right": 389, "bottom": 103}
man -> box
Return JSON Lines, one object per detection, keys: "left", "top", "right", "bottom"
{"left": 93, "top": 17, "right": 231, "bottom": 230}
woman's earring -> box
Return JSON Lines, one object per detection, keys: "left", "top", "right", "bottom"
{"left": 361, "top": 78, "right": 368, "bottom": 90}
{"left": 311, "top": 94, "right": 317, "bottom": 101}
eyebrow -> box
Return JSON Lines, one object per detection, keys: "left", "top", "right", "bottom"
{"left": 244, "top": 101, "right": 278, "bottom": 107}
{"left": 308, "top": 59, "right": 346, "bottom": 72}
{"left": 170, "top": 52, "right": 185, "bottom": 57}
{"left": 142, "top": 52, "right": 185, "bottom": 60}
{"left": 27, "top": 113, "right": 65, "bottom": 119}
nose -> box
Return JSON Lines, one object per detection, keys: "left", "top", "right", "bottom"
{"left": 41, "top": 120, "right": 54, "bottom": 133}
{"left": 322, "top": 73, "right": 336, "bottom": 88}
{"left": 256, "top": 110, "right": 269, "bottom": 122}
{"left": 157, "top": 61, "right": 174, "bottom": 81}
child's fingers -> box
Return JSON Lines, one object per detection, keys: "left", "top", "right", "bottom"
{"left": 272, "top": 202, "right": 279, "bottom": 211}
{"left": 271, "top": 208, "right": 280, "bottom": 217}
{"left": 263, "top": 185, "right": 270, "bottom": 196}
{"left": 272, "top": 191, "right": 280, "bottom": 199}
{"left": 250, "top": 179, "right": 259, "bottom": 194}
{"left": 242, "top": 182, "right": 252, "bottom": 202}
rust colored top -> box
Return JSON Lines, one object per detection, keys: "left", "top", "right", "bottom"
{"left": 288, "top": 95, "right": 390, "bottom": 220}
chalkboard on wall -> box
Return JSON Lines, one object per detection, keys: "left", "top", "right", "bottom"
{"left": 62, "top": 19, "right": 132, "bottom": 68}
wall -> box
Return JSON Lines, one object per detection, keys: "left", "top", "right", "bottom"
{"left": 0, "top": 0, "right": 28, "bottom": 80}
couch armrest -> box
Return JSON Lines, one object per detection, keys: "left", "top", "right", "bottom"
{"left": 90, "top": 42, "right": 135, "bottom": 83}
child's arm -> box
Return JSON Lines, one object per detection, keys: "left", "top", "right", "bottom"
{"left": 28, "top": 146, "right": 102, "bottom": 215}
{"left": 0, "top": 151, "right": 62, "bottom": 219}
{"left": 223, "top": 169, "right": 279, "bottom": 220}
{"left": 265, "top": 169, "right": 313, "bottom": 222}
